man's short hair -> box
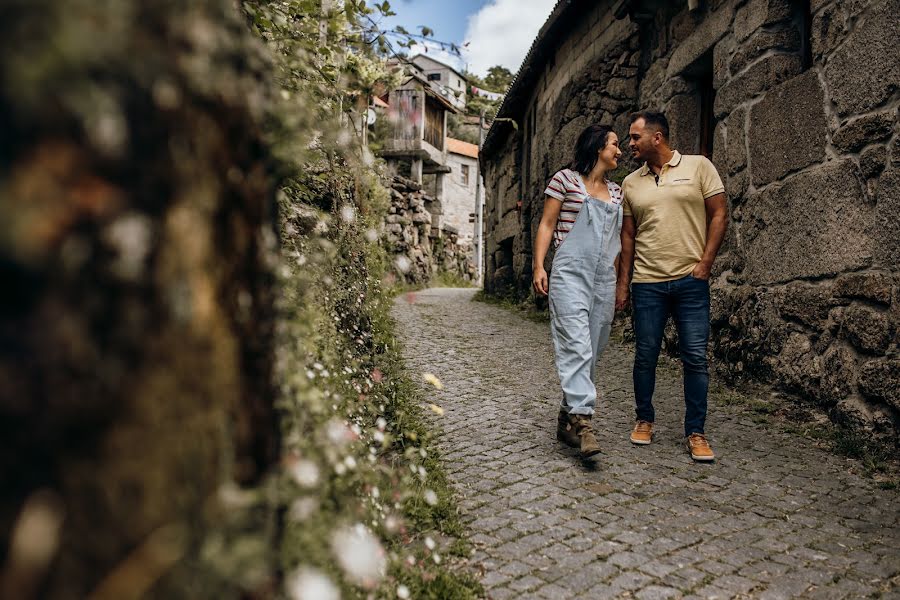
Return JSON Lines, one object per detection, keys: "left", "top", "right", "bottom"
{"left": 630, "top": 111, "right": 670, "bottom": 140}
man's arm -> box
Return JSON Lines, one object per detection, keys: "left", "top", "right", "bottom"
{"left": 691, "top": 192, "right": 728, "bottom": 280}
{"left": 616, "top": 215, "right": 636, "bottom": 310}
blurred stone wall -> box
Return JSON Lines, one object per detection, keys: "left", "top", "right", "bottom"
{"left": 0, "top": 1, "right": 279, "bottom": 597}
{"left": 481, "top": 0, "right": 899, "bottom": 440}
{"left": 384, "top": 176, "right": 475, "bottom": 283}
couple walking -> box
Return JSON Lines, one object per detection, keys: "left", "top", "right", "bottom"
{"left": 533, "top": 111, "right": 728, "bottom": 462}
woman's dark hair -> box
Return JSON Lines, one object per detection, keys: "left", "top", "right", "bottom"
{"left": 571, "top": 124, "right": 614, "bottom": 175}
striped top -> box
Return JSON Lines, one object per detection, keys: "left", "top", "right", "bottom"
{"left": 543, "top": 168, "right": 623, "bottom": 247}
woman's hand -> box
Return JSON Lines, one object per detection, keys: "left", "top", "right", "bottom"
{"left": 533, "top": 267, "right": 549, "bottom": 296}
{"left": 615, "top": 283, "right": 629, "bottom": 311}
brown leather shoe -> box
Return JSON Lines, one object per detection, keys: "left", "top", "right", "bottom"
{"left": 686, "top": 433, "right": 715, "bottom": 462}
{"left": 570, "top": 414, "right": 601, "bottom": 458}
{"left": 556, "top": 410, "right": 579, "bottom": 448}
{"left": 630, "top": 420, "right": 653, "bottom": 445}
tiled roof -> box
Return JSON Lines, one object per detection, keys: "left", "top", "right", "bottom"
{"left": 447, "top": 137, "right": 479, "bottom": 159}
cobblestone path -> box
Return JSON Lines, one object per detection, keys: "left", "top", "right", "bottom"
{"left": 393, "top": 288, "right": 900, "bottom": 600}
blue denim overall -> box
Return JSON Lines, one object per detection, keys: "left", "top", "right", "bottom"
{"left": 548, "top": 188, "right": 622, "bottom": 416}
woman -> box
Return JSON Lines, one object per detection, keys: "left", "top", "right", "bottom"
{"left": 533, "top": 124, "right": 623, "bottom": 458}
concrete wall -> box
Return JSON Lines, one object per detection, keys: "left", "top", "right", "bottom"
{"left": 481, "top": 0, "right": 900, "bottom": 439}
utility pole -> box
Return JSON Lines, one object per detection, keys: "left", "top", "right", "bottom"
{"left": 474, "top": 108, "right": 485, "bottom": 286}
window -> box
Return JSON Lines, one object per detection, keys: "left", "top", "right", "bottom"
{"left": 461, "top": 164, "right": 470, "bottom": 186}
{"left": 427, "top": 73, "right": 441, "bottom": 81}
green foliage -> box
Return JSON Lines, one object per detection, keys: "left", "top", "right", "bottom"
{"left": 242, "top": 2, "right": 481, "bottom": 596}
{"left": 431, "top": 271, "right": 476, "bottom": 289}
{"left": 463, "top": 66, "right": 507, "bottom": 121}
{"left": 484, "top": 65, "right": 513, "bottom": 92}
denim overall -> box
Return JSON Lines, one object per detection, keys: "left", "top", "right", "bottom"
{"left": 548, "top": 184, "right": 622, "bottom": 416}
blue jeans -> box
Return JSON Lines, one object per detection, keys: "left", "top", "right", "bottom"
{"left": 631, "top": 274, "right": 710, "bottom": 436}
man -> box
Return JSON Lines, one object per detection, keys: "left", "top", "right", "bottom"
{"left": 615, "top": 111, "right": 728, "bottom": 462}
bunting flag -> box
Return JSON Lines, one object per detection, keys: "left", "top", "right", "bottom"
{"left": 470, "top": 85, "right": 504, "bottom": 101}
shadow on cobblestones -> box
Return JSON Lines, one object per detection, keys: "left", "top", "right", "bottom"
{"left": 393, "top": 288, "right": 900, "bottom": 600}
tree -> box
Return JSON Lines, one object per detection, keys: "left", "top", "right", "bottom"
{"left": 484, "top": 65, "right": 513, "bottom": 92}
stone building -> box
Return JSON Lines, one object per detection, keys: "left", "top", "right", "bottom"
{"left": 443, "top": 137, "right": 480, "bottom": 244}
{"left": 480, "top": 0, "right": 899, "bottom": 437}
{"left": 412, "top": 54, "right": 469, "bottom": 111}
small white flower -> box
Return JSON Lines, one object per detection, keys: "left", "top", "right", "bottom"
{"left": 340, "top": 204, "right": 357, "bottom": 223}
{"left": 397, "top": 584, "right": 410, "bottom": 599}
{"left": 331, "top": 524, "right": 386, "bottom": 587}
{"left": 424, "top": 536, "right": 435, "bottom": 550}
{"left": 433, "top": 553, "right": 441, "bottom": 564}
{"left": 394, "top": 256, "right": 411, "bottom": 273}
{"left": 423, "top": 489, "right": 438, "bottom": 506}
{"left": 286, "top": 567, "right": 339, "bottom": 600}
{"left": 288, "top": 497, "right": 319, "bottom": 522}
{"left": 288, "top": 460, "right": 319, "bottom": 488}
{"left": 344, "top": 456, "right": 357, "bottom": 470}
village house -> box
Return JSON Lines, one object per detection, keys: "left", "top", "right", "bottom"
{"left": 441, "top": 137, "right": 481, "bottom": 244}
{"left": 479, "top": 0, "right": 899, "bottom": 438}
{"left": 376, "top": 56, "right": 480, "bottom": 279}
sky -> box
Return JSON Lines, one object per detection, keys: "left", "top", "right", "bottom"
{"left": 374, "top": 0, "right": 557, "bottom": 83}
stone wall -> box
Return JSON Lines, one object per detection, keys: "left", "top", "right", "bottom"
{"left": 481, "top": 0, "right": 899, "bottom": 440}
{"left": 483, "top": 0, "right": 641, "bottom": 296}
{"left": 384, "top": 176, "right": 475, "bottom": 283}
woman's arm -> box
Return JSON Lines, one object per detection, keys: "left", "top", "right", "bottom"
{"left": 533, "top": 196, "right": 562, "bottom": 296}
{"left": 615, "top": 215, "right": 636, "bottom": 310}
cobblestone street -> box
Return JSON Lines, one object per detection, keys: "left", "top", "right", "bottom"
{"left": 393, "top": 288, "right": 900, "bottom": 599}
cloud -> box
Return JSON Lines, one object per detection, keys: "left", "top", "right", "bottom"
{"left": 462, "top": 0, "right": 557, "bottom": 79}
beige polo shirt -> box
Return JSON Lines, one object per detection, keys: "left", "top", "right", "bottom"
{"left": 622, "top": 151, "right": 724, "bottom": 283}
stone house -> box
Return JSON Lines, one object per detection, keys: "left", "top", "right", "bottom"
{"left": 479, "top": 0, "right": 899, "bottom": 437}
{"left": 443, "top": 137, "right": 481, "bottom": 244}
{"left": 411, "top": 54, "right": 469, "bottom": 111}
{"left": 381, "top": 61, "right": 458, "bottom": 190}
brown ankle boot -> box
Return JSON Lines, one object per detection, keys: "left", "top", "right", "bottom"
{"left": 556, "top": 410, "right": 579, "bottom": 447}
{"left": 570, "top": 414, "right": 601, "bottom": 458}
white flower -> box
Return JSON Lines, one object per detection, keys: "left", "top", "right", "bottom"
{"left": 288, "top": 460, "right": 320, "bottom": 488}
{"left": 288, "top": 497, "right": 319, "bottom": 522}
{"left": 423, "top": 489, "right": 438, "bottom": 506}
{"left": 424, "top": 536, "right": 435, "bottom": 550}
{"left": 331, "top": 524, "right": 386, "bottom": 587}
{"left": 397, "top": 584, "right": 410, "bottom": 599}
{"left": 340, "top": 204, "right": 357, "bottom": 223}
{"left": 286, "top": 567, "right": 340, "bottom": 600}
{"left": 394, "top": 256, "right": 411, "bottom": 273}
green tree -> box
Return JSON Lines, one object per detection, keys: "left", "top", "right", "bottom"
{"left": 484, "top": 65, "right": 513, "bottom": 92}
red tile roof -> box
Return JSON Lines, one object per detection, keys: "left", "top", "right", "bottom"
{"left": 447, "top": 137, "right": 479, "bottom": 159}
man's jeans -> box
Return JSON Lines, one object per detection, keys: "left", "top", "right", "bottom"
{"left": 631, "top": 274, "right": 710, "bottom": 436}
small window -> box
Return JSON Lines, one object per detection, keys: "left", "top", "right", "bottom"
{"left": 461, "top": 164, "right": 470, "bottom": 186}
{"left": 427, "top": 73, "right": 441, "bottom": 81}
